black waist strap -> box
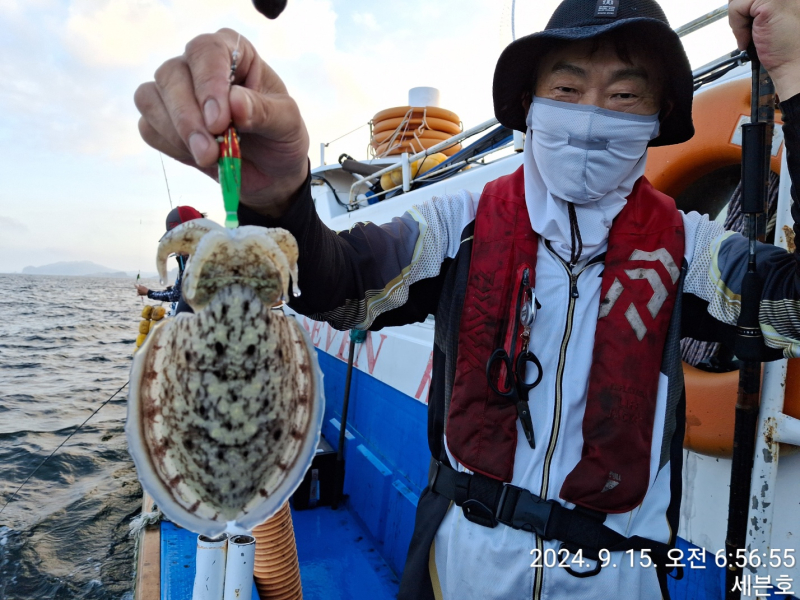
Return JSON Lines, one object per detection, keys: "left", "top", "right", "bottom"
{"left": 430, "top": 461, "right": 670, "bottom": 564}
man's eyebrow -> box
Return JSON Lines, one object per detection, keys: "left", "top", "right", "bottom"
{"left": 610, "top": 67, "right": 649, "bottom": 83}
{"left": 547, "top": 63, "right": 650, "bottom": 83}
{"left": 549, "top": 62, "right": 586, "bottom": 77}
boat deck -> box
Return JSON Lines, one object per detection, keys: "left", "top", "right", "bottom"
{"left": 135, "top": 500, "right": 400, "bottom": 599}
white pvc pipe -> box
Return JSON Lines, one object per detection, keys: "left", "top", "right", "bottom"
{"left": 409, "top": 87, "right": 440, "bottom": 108}
{"left": 746, "top": 358, "right": 787, "bottom": 570}
{"left": 513, "top": 130, "right": 525, "bottom": 153}
{"left": 401, "top": 153, "right": 411, "bottom": 193}
{"left": 775, "top": 413, "right": 800, "bottom": 445}
{"left": 192, "top": 533, "right": 228, "bottom": 600}
{"left": 223, "top": 534, "right": 256, "bottom": 600}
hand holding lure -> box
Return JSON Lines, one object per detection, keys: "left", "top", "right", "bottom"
{"left": 218, "top": 46, "right": 242, "bottom": 229}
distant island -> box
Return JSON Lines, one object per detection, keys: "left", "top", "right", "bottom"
{"left": 19, "top": 261, "right": 170, "bottom": 279}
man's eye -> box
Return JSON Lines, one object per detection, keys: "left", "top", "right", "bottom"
{"left": 556, "top": 87, "right": 577, "bottom": 94}
{"left": 614, "top": 93, "right": 637, "bottom": 99}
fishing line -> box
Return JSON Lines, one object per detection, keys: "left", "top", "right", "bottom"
{"left": 0, "top": 380, "right": 129, "bottom": 517}
{"left": 159, "top": 152, "right": 173, "bottom": 209}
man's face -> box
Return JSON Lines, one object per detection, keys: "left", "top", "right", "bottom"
{"left": 533, "top": 38, "right": 663, "bottom": 116}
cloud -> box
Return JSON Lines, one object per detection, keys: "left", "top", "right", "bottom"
{"left": 0, "top": 217, "right": 29, "bottom": 234}
{"left": 352, "top": 12, "right": 378, "bottom": 31}
{"left": 63, "top": 0, "right": 177, "bottom": 69}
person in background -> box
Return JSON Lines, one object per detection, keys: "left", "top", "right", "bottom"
{"left": 135, "top": 205, "right": 204, "bottom": 315}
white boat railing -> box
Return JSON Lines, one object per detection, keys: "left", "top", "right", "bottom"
{"left": 674, "top": 5, "right": 728, "bottom": 38}
{"left": 346, "top": 117, "right": 501, "bottom": 205}
{"left": 745, "top": 148, "right": 800, "bottom": 583}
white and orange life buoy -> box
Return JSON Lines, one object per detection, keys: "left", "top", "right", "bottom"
{"left": 371, "top": 128, "right": 453, "bottom": 145}
{"left": 645, "top": 77, "right": 798, "bottom": 457}
{"left": 372, "top": 105, "right": 460, "bottom": 125}
{"left": 375, "top": 137, "right": 461, "bottom": 157}
{"left": 371, "top": 106, "right": 462, "bottom": 157}
{"left": 373, "top": 116, "right": 463, "bottom": 136}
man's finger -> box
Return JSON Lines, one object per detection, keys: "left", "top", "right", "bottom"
{"left": 135, "top": 82, "right": 194, "bottom": 160}
{"left": 230, "top": 85, "right": 304, "bottom": 142}
{"left": 184, "top": 30, "right": 243, "bottom": 134}
{"left": 154, "top": 56, "right": 218, "bottom": 167}
{"left": 728, "top": 0, "right": 754, "bottom": 51}
{"left": 138, "top": 117, "right": 194, "bottom": 164}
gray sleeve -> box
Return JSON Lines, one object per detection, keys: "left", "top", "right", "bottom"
{"left": 682, "top": 211, "right": 800, "bottom": 358}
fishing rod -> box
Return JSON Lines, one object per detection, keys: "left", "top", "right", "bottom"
{"left": 159, "top": 153, "right": 173, "bottom": 209}
{"left": 332, "top": 329, "right": 366, "bottom": 510}
{"left": 724, "top": 46, "right": 775, "bottom": 600}
{"left": 0, "top": 380, "right": 129, "bottom": 517}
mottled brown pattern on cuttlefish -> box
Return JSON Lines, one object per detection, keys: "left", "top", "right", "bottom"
{"left": 139, "top": 284, "right": 314, "bottom": 519}
{"left": 130, "top": 223, "right": 318, "bottom": 533}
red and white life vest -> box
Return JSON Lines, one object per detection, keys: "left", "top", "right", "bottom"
{"left": 446, "top": 166, "right": 685, "bottom": 513}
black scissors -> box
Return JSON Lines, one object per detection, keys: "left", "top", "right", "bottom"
{"left": 485, "top": 274, "right": 543, "bottom": 449}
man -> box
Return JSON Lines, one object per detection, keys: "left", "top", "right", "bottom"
{"left": 135, "top": 0, "right": 800, "bottom": 597}
{"left": 135, "top": 205, "right": 204, "bottom": 314}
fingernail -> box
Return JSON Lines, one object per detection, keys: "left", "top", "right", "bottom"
{"left": 203, "top": 98, "right": 220, "bottom": 128}
{"left": 242, "top": 90, "right": 253, "bottom": 123}
{"left": 189, "top": 133, "right": 209, "bottom": 163}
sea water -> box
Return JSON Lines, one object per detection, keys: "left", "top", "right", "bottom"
{"left": 0, "top": 274, "right": 165, "bottom": 599}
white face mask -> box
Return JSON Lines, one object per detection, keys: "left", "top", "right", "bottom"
{"left": 523, "top": 98, "right": 660, "bottom": 263}
{"left": 527, "top": 97, "right": 660, "bottom": 204}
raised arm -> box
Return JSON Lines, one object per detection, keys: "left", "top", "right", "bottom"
{"left": 136, "top": 30, "right": 476, "bottom": 330}
{"left": 239, "top": 181, "right": 477, "bottom": 330}
{"left": 134, "top": 29, "right": 308, "bottom": 218}
{"left": 682, "top": 1, "right": 800, "bottom": 356}
{"left": 683, "top": 92, "right": 800, "bottom": 357}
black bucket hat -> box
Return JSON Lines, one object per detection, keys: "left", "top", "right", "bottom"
{"left": 493, "top": 0, "right": 694, "bottom": 147}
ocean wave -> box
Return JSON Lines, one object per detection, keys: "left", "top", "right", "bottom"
{"left": 0, "top": 274, "right": 144, "bottom": 598}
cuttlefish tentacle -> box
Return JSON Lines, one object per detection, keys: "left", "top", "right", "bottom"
{"left": 262, "top": 228, "right": 301, "bottom": 297}
{"left": 240, "top": 232, "right": 293, "bottom": 303}
{"left": 156, "top": 218, "right": 225, "bottom": 284}
{"left": 233, "top": 227, "right": 298, "bottom": 301}
{"left": 180, "top": 230, "right": 231, "bottom": 310}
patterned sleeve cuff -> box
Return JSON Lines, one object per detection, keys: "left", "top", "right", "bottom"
{"left": 237, "top": 172, "right": 313, "bottom": 233}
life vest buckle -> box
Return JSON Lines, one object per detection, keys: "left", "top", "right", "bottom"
{"left": 461, "top": 499, "right": 498, "bottom": 528}
{"left": 495, "top": 484, "right": 555, "bottom": 537}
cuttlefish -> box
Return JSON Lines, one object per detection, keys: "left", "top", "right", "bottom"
{"left": 127, "top": 219, "right": 323, "bottom": 536}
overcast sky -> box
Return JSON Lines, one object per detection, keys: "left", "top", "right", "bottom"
{"left": 0, "top": 0, "right": 736, "bottom": 273}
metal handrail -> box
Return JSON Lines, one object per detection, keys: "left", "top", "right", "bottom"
{"left": 347, "top": 118, "right": 500, "bottom": 204}
{"left": 347, "top": 140, "right": 515, "bottom": 207}
{"left": 674, "top": 5, "right": 728, "bottom": 38}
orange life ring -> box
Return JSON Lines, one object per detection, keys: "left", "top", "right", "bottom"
{"left": 372, "top": 106, "right": 460, "bottom": 126}
{"left": 645, "top": 78, "right": 783, "bottom": 199}
{"left": 645, "top": 77, "right": 798, "bottom": 457}
{"left": 375, "top": 138, "right": 461, "bottom": 157}
{"left": 371, "top": 129, "right": 453, "bottom": 145}
{"left": 372, "top": 116, "right": 462, "bottom": 136}
{"left": 683, "top": 363, "right": 800, "bottom": 458}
